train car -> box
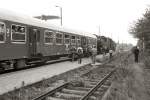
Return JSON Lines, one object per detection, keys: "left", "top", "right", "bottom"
{"left": 0, "top": 9, "right": 96, "bottom": 70}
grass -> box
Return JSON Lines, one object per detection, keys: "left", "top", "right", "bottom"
{"left": 139, "top": 52, "right": 150, "bottom": 68}
{"left": 102, "top": 63, "right": 149, "bottom": 100}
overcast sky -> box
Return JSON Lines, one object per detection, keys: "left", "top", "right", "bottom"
{"left": 0, "top": 0, "right": 150, "bottom": 45}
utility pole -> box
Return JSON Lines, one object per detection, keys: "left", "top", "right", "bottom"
{"left": 98, "top": 25, "right": 100, "bottom": 36}
{"left": 118, "top": 35, "right": 119, "bottom": 44}
{"left": 56, "top": 5, "right": 62, "bottom": 26}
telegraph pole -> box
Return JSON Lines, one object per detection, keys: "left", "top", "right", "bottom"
{"left": 98, "top": 25, "right": 100, "bottom": 36}
{"left": 56, "top": 5, "right": 62, "bottom": 26}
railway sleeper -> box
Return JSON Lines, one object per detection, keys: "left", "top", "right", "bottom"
{"left": 85, "top": 90, "right": 104, "bottom": 98}
{"left": 87, "top": 75, "right": 105, "bottom": 80}
{"left": 84, "top": 81, "right": 98, "bottom": 85}
{"left": 88, "top": 95, "right": 97, "bottom": 100}
{"left": 103, "top": 81, "right": 112, "bottom": 86}
{"left": 46, "top": 97, "right": 65, "bottom": 100}
{"left": 61, "top": 88, "right": 87, "bottom": 95}
{"left": 88, "top": 95, "right": 103, "bottom": 100}
{"left": 97, "top": 85, "right": 109, "bottom": 92}
{"left": 93, "top": 90, "right": 106, "bottom": 98}
{"left": 84, "top": 84, "right": 96, "bottom": 88}
{"left": 95, "top": 90, "right": 106, "bottom": 99}
{"left": 86, "top": 88, "right": 109, "bottom": 100}
{"left": 92, "top": 91, "right": 102, "bottom": 96}
{"left": 66, "top": 86, "right": 91, "bottom": 91}
{"left": 54, "top": 92, "right": 82, "bottom": 99}
{"left": 101, "top": 84, "right": 110, "bottom": 89}
{"left": 83, "top": 79, "right": 99, "bottom": 83}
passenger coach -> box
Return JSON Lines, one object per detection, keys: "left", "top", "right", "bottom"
{"left": 0, "top": 9, "right": 97, "bottom": 70}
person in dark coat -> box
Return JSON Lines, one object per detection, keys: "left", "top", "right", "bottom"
{"left": 109, "top": 49, "right": 113, "bottom": 59}
{"left": 133, "top": 46, "right": 139, "bottom": 63}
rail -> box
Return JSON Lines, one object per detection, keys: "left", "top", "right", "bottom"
{"left": 32, "top": 67, "right": 116, "bottom": 100}
{"left": 80, "top": 68, "right": 116, "bottom": 100}
{"left": 32, "top": 82, "right": 69, "bottom": 100}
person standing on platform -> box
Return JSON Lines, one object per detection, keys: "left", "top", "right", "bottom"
{"left": 91, "top": 45, "right": 97, "bottom": 64}
{"left": 70, "top": 46, "right": 76, "bottom": 62}
{"left": 102, "top": 48, "right": 106, "bottom": 57}
{"left": 133, "top": 46, "right": 139, "bottom": 63}
{"left": 77, "top": 47, "right": 83, "bottom": 64}
{"left": 88, "top": 46, "right": 92, "bottom": 57}
{"left": 109, "top": 49, "right": 113, "bottom": 59}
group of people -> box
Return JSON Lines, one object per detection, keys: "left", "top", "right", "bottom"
{"left": 70, "top": 45, "right": 140, "bottom": 64}
{"left": 70, "top": 45, "right": 98, "bottom": 64}
{"left": 70, "top": 46, "right": 83, "bottom": 64}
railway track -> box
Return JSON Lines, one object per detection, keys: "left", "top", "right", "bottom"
{"left": 32, "top": 65, "right": 116, "bottom": 100}
{"left": 0, "top": 52, "right": 131, "bottom": 99}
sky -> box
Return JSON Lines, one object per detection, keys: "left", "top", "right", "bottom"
{"left": 0, "top": 0, "right": 150, "bottom": 45}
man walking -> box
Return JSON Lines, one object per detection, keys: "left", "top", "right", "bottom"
{"left": 133, "top": 46, "right": 139, "bottom": 63}
{"left": 109, "top": 49, "right": 113, "bottom": 59}
{"left": 70, "top": 47, "right": 76, "bottom": 62}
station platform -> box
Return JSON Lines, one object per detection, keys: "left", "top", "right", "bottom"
{"left": 0, "top": 55, "right": 104, "bottom": 95}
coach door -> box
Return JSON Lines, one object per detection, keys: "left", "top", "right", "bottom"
{"left": 81, "top": 37, "right": 87, "bottom": 46}
{"left": 29, "top": 28, "right": 40, "bottom": 57}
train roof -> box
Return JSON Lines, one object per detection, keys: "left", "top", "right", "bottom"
{"left": 0, "top": 9, "right": 96, "bottom": 38}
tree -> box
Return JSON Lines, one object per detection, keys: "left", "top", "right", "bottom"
{"left": 129, "top": 8, "right": 150, "bottom": 40}
{"left": 129, "top": 8, "right": 150, "bottom": 51}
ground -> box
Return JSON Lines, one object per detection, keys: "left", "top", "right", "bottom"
{"left": 1, "top": 52, "right": 150, "bottom": 100}
{"left": 102, "top": 52, "right": 150, "bottom": 100}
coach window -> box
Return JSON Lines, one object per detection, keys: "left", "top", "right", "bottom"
{"left": 71, "top": 36, "right": 76, "bottom": 44}
{"left": 76, "top": 36, "right": 81, "bottom": 45}
{"left": 36, "top": 30, "right": 40, "bottom": 42}
{"left": 44, "top": 30, "right": 54, "bottom": 44}
{"left": 56, "top": 32, "right": 63, "bottom": 44}
{"left": 11, "top": 24, "right": 26, "bottom": 43}
{"left": 64, "top": 34, "right": 70, "bottom": 44}
{"left": 0, "top": 22, "right": 5, "bottom": 43}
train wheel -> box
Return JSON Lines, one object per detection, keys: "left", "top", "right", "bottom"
{"left": 14, "top": 59, "right": 26, "bottom": 69}
{"left": 0, "top": 63, "right": 5, "bottom": 71}
{"left": 40, "top": 57, "right": 47, "bottom": 64}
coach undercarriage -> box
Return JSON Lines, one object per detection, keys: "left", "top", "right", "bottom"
{"left": 0, "top": 54, "right": 70, "bottom": 71}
